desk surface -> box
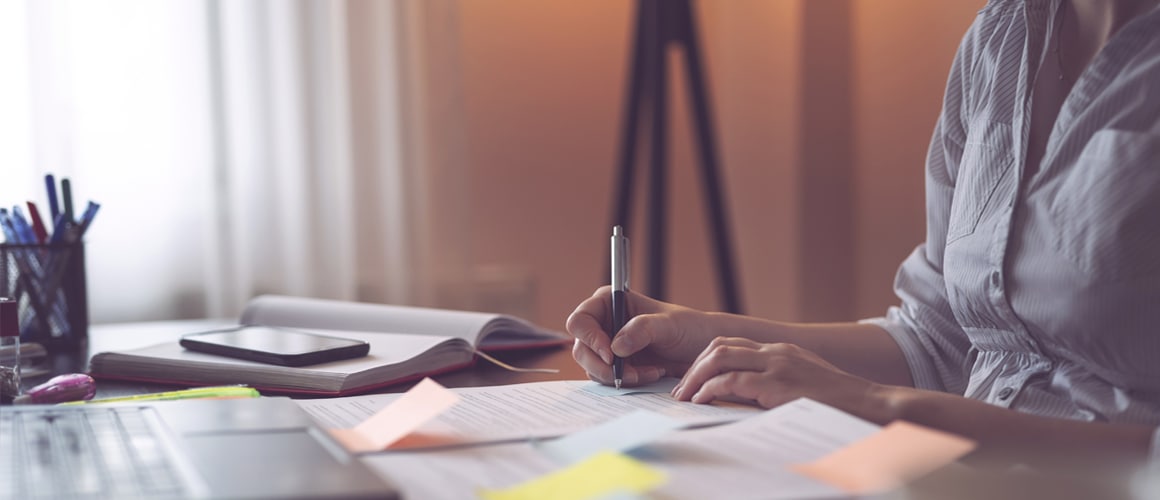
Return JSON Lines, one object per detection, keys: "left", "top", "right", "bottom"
{"left": 20, "top": 322, "right": 1146, "bottom": 499}
{"left": 27, "top": 319, "right": 587, "bottom": 399}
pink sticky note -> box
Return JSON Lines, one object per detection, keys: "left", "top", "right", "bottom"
{"left": 328, "top": 378, "right": 461, "bottom": 453}
{"left": 790, "top": 420, "right": 976, "bottom": 494}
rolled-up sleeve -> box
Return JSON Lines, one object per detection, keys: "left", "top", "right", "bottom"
{"left": 864, "top": 246, "right": 972, "bottom": 394}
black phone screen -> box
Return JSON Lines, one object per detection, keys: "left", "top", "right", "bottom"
{"left": 180, "top": 326, "right": 370, "bottom": 367}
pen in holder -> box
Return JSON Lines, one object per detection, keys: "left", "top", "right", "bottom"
{"left": 0, "top": 242, "right": 89, "bottom": 352}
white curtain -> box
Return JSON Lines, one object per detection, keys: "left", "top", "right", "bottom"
{"left": 0, "top": 0, "right": 473, "bottom": 322}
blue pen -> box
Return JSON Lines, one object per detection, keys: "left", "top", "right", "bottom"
{"left": 47, "top": 213, "right": 72, "bottom": 245}
{"left": 45, "top": 174, "right": 61, "bottom": 224}
{"left": 3, "top": 208, "right": 32, "bottom": 245}
{"left": 9, "top": 207, "right": 47, "bottom": 277}
{"left": 10, "top": 207, "right": 38, "bottom": 245}
{"left": 66, "top": 201, "right": 101, "bottom": 244}
{"left": 0, "top": 209, "right": 18, "bottom": 243}
{"left": 0, "top": 209, "right": 49, "bottom": 322}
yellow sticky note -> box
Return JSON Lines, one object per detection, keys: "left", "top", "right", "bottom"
{"left": 328, "top": 378, "right": 460, "bottom": 453}
{"left": 479, "top": 452, "right": 666, "bottom": 500}
{"left": 790, "top": 420, "right": 976, "bottom": 494}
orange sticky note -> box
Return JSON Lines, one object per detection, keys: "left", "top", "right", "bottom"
{"left": 790, "top": 420, "right": 976, "bottom": 494}
{"left": 328, "top": 378, "right": 460, "bottom": 453}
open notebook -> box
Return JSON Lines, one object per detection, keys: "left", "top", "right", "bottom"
{"left": 88, "top": 295, "right": 569, "bottom": 396}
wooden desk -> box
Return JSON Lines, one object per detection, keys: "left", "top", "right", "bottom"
{"left": 21, "top": 323, "right": 1146, "bottom": 499}
{"left": 25, "top": 319, "right": 587, "bottom": 399}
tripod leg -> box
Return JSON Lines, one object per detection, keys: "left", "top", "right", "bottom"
{"left": 611, "top": 1, "right": 652, "bottom": 241}
{"left": 673, "top": 0, "right": 743, "bottom": 314}
{"left": 645, "top": 0, "right": 669, "bottom": 301}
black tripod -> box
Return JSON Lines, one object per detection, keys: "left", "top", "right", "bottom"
{"left": 610, "top": 0, "right": 742, "bottom": 314}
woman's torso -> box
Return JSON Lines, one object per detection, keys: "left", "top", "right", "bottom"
{"left": 943, "top": 0, "right": 1160, "bottom": 423}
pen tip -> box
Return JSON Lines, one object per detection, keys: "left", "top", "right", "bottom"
{"left": 614, "top": 379, "right": 622, "bottom": 390}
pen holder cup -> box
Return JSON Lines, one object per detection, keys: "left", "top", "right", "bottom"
{"left": 0, "top": 243, "right": 89, "bottom": 352}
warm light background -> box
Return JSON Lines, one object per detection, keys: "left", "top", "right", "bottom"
{"left": 0, "top": 0, "right": 987, "bottom": 328}
{"left": 452, "top": 0, "right": 984, "bottom": 328}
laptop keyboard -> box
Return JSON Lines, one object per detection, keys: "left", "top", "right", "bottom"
{"left": 0, "top": 406, "right": 191, "bottom": 499}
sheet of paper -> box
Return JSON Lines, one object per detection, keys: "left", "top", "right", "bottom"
{"left": 581, "top": 377, "right": 680, "bottom": 396}
{"left": 535, "top": 410, "right": 684, "bottom": 465}
{"left": 479, "top": 451, "right": 666, "bottom": 500}
{"left": 297, "top": 380, "right": 759, "bottom": 449}
{"left": 791, "top": 420, "right": 976, "bottom": 494}
{"left": 361, "top": 441, "right": 559, "bottom": 499}
{"left": 328, "top": 378, "right": 460, "bottom": 453}
{"left": 358, "top": 398, "right": 879, "bottom": 499}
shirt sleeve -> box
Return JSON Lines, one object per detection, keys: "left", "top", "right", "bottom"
{"left": 861, "top": 25, "right": 979, "bottom": 395}
{"left": 863, "top": 245, "right": 973, "bottom": 394}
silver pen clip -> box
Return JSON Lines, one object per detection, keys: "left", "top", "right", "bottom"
{"left": 611, "top": 226, "right": 629, "bottom": 292}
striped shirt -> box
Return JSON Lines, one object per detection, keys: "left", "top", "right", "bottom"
{"left": 865, "top": 0, "right": 1160, "bottom": 454}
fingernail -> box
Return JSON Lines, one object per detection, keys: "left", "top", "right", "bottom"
{"left": 611, "top": 337, "right": 633, "bottom": 355}
{"left": 600, "top": 349, "right": 613, "bottom": 365}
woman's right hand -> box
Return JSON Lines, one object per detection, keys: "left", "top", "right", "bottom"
{"left": 566, "top": 286, "right": 713, "bottom": 386}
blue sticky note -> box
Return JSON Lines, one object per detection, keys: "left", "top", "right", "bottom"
{"left": 535, "top": 410, "right": 684, "bottom": 465}
{"left": 581, "top": 377, "right": 680, "bottom": 397}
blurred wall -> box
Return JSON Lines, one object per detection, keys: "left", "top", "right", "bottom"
{"left": 448, "top": 0, "right": 983, "bottom": 329}
{"left": 851, "top": 0, "right": 985, "bottom": 319}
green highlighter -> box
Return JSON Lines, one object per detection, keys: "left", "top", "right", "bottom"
{"left": 61, "top": 385, "right": 259, "bottom": 405}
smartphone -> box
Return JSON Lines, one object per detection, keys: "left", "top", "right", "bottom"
{"left": 180, "top": 326, "right": 370, "bottom": 367}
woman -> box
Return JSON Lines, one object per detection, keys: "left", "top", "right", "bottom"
{"left": 569, "top": 0, "right": 1160, "bottom": 468}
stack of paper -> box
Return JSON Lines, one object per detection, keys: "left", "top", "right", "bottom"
{"left": 298, "top": 378, "right": 975, "bottom": 499}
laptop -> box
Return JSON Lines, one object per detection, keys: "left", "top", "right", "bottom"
{"left": 0, "top": 397, "right": 399, "bottom": 499}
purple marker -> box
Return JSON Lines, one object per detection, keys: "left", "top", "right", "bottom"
{"left": 13, "top": 373, "right": 97, "bottom": 405}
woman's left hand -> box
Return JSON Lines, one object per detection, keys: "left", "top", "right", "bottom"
{"left": 671, "top": 336, "right": 893, "bottom": 422}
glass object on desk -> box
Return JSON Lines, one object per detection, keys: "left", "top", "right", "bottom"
{"left": 0, "top": 242, "right": 89, "bottom": 353}
{"left": 1, "top": 297, "right": 20, "bottom": 402}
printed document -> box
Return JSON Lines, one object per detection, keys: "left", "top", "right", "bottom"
{"left": 358, "top": 398, "right": 879, "bottom": 499}
{"left": 295, "top": 380, "right": 760, "bottom": 447}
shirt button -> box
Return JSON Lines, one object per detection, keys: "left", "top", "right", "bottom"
{"left": 990, "top": 272, "right": 1001, "bottom": 286}
{"left": 997, "top": 387, "right": 1015, "bottom": 400}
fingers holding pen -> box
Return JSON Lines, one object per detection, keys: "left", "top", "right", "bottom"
{"left": 567, "top": 286, "right": 705, "bottom": 387}
{"left": 566, "top": 287, "right": 615, "bottom": 365}
{"left": 574, "top": 338, "right": 613, "bottom": 382}
{"left": 610, "top": 311, "right": 679, "bottom": 358}
{"left": 576, "top": 339, "right": 666, "bottom": 383}
{"left": 567, "top": 287, "right": 669, "bottom": 362}
{"left": 574, "top": 332, "right": 671, "bottom": 388}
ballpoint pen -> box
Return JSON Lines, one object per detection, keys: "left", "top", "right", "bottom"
{"left": 8, "top": 207, "right": 38, "bottom": 245}
{"left": 65, "top": 201, "right": 100, "bottom": 244}
{"left": 610, "top": 225, "right": 629, "bottom": 390}
{"left": 45, "top": 174, "right": 61, "bottom": 223}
